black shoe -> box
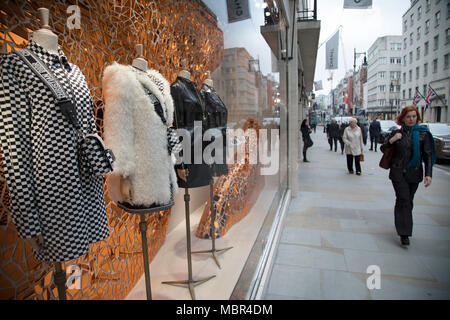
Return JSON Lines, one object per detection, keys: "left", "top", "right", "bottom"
{"left": 375, "top": 149, "right": 377, "bottom": 152}
{"left": 369, "top": 148, "right": 373, "bottom": 151}
{"left": 400, "top": 236, "right": 410, "bottom": 246}
{"left": 356, "top": 172, "right": 361, "bottom": 175}
{"left": 303, "top": 159, "right": 310, "bottom": 163}
{"left": 349, "top": 170, "right": 354, "bottom": 174}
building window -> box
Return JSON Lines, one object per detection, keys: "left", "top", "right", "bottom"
{"left": 433, "top": 58, "right": 438, "bottom": 73}
{"left": 435, "top": 11, "right": 440, "bottom": 27}
{"left": 448, "top": 2, "right": 450, "bottom": 19}
{"left": 424, "top": 63, "right": 428, "bottom": 77}
{"left": 423, "top": 85, "right": 427, "bottom": 96}
{"left": 416, "top": 66, "right": 420, "bottom": 79}
{"left": 379, "top": 57, "right": 387, "bottom": 65}
{"left": 379, "top": 71, "right": 386, "bottom": 78}
{"left": 410, "top": 13, "right": 414, "bottom": 27}
{"left": 409, "top": 88, "right": 412, "bottom": 99}
{"left": 410, "top": 32, "right": 413, "bottom": 45}
{"left": 426, "top": 0, "right": 431, "bottom": 12}
{"left": 425, "top": 20, "right": 430, "bottom": 34}
{"left": 409, "top": 69, "right": 412, "bottom": 81}
{"left": 403, "top": 55, "right": 407, "bottom": 66}
{"left": 418, "top": 6, "right": 422, "bottom": 20}
{"left": 403, "top": 38, "right": 407, "bottom": 49}
{"left": 446, "top": 28, "right": 450, "bottom": 44}
{"left": 434, "top": 35, "right": 439, "bottom": 51}
{"left": 379, "top": 85, "right": 386, "bottom": 92}
{"left": 403, "top": 19, "right": 408, "bottom": 32}
{"left": 403, "top": 72, "right": 406, "bottom": 84}
{"left": 416, "top": 46, "right": 420, "bottom": 60}
{"left": 445, "top": 54, "right": 449, "bottom": 70}
{"left": 425, "top": 41, "right": 429, "bottom": 55}
{"left": 403, "top": 90, "right": 406, "bottom": 99}
{"left": 417, "top": 26, "right": 421, "bottom": 40}
{"left": 409, "top": 51, "right": 413, "bottom": 64}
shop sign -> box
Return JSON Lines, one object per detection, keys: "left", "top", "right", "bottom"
{"left": 227, "top": 0, "right": 251, "bottom": 23}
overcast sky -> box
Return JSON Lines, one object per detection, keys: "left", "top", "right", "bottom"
{"left": 203, "top": 0, "right": 411, "bottom": 94}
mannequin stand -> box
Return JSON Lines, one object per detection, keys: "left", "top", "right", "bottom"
{"left": 54, "top": 262, "right": 67, "bottom": 300}
{"left": 162, "top": 188, "right": 215, "bottom": 300}
{"left": 192, "top": 174, "right": 232, "bottom": 269}
{"left": 118, "top": 202, "right": 174, "bottom": 300}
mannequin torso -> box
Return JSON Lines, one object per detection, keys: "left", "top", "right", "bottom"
{"left": 203, "top": 78, "right": 213, "bottom": 88}
{"left": 132, "top": 57, "right": 147, "bottom": 72}
{"left": 32, "top": 29, "right": 59, "bottom": 55}
{"left": 178, "top": 70, "right": 191, "bottom": 80}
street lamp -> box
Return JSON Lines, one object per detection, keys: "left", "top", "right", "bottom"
{"left": 353, "top": 49, "right": 368, "bottom": 116}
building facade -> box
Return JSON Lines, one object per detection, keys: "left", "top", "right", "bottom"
{"left": 366, "top": 35, "right": 403, "bottom": 119}
{"left": 400, "top": 0, "right": 450, "bottom": 122}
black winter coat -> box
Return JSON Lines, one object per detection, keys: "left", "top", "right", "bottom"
{"left": 200, "top": 83, "right": 228, "bottom": 177}
{"left": 369, "top": 120, "right": 381, "bottom": 137}
{"left": 171, "top": 76, "right": 211, "bottom": 188}
{"left": 380, "top": 128, "right": 433, "bottom": 183}
{"left": 328, "top": 123, "right": 340, "bottom": 138}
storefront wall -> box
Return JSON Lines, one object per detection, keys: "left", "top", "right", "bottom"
{"left": 0, "top": 0, "right": 287, "bottom": 300}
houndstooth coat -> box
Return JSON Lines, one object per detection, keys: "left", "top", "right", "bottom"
{"left": 0, "top": 41, "right": 109, "bottom": 262}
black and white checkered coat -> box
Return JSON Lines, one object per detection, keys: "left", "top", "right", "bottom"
{"left": 0, "top": 41, "right": 109, "bottom": 262}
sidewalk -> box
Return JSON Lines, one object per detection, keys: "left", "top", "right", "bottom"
{"left": 262, "top": 127, "right": 450, "bottom": 300}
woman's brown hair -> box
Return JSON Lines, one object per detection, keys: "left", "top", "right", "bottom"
{"left": 395, "top": 105, "right": 422, "bottom": 125}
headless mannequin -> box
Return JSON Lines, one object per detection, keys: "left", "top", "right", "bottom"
{"left": 176, "top": 69, "right": 191, "bottom": 182}
{"left": 32, "top": 8, "right": 59, "bottom": 55}
{"left": 26, "top": 8, "right": 59, "bottom": 253}
{"left": 120, "top": 44, "right": 148, "bottom": 203}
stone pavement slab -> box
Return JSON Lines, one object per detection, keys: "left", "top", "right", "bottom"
{"left": 262, "top": 128, "right": 450, "bottom": 300}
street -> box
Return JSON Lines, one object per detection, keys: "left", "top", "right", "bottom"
{"left": 263, "top": 127, "right": 450, "bottom": 300}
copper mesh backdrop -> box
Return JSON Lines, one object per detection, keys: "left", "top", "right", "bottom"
{"left": 0, "top": 0, "right": 223, "bottom": 300}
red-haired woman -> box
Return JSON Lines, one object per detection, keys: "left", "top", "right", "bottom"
{"left": 380, "top": 106, "right": 436, "bottom": 246}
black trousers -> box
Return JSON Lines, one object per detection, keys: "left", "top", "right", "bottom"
{"left": 338, "top": 137, "right": 345, "bottom": 153}
{"left": 330, "top": 137, "right": 338, "bottom": 151}
{"left": 346, "top": 154, "right": 361, "bottom": 173}
{"left": 392, "top": 179, "right": 419, "bottom": 236}
{"left": 370, "top": 135, "right": 378, "bottom": 151}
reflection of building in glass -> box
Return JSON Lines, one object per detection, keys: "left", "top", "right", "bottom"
{"left": 212, "top": 47, "right": 273, "bottom": 123}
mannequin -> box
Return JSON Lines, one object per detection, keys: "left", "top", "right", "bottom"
{"left": 203, "top": 72, "right": 213, "bottom": 88}
{"left": 132, "top": 44, "right": 147, "bottom": 72}
{"left": 119, "top": 44, "right": 148, "bottom": 201}
{"left": 176, "top": 68, "right": 191, "bottom": 182}
{"left": 31, "top": 8, "right": 59, "bottom": 55}
{"left": 26, "top": 7, "right": 59, "bottom": 253}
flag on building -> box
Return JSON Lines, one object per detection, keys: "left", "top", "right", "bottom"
{"left": 326, "top": 30, "right": 339, "bottom": 70}
{"left": 343, "top": 0, "right": 373, "bottom": 9}
{"left": 314, "top": 80, "right": 323, "bottom": 91}
{"left": 226, "top": 0, "right": 251, "bottom": 23}
{"left": 412, "top": 91, "right": 422, "bottom": 106}
{"left": 425, "top": 86, "right": 437, "bottom": 105}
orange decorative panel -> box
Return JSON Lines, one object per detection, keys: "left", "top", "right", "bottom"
{"left": 0, "top": 0, "right": 223, "bottom": 300}
{"left": 196, "top": 119, "right": 265, "bottom": 239}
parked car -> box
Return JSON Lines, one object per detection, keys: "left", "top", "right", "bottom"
{"left": 378, "top": 120, "right": 401, "bottom": 144}
{"left": 422, "top": 123, "right": 450, "bottom": 160}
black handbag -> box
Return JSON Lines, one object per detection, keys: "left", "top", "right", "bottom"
{"left": 305, "top": 136, "right": 314, "bottom": 148}
{"left": 15, "top": 49, "right": 115, "bottom": 176}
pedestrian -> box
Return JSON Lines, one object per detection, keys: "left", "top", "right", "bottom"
{"left": 328, "top": 119, "right": 340, "bottom": 152}
{"left": 380, "top": 106, "right": 436, "bottom": 246}
{"left": 311, "top": 119, "right": 317, "bottom": 133}
{"left": 357, "top": 118, "right": 368, "bottom": 146}
{"left": 301, "top": 119, "right": 313, "bottom": 162}
{"left": 342, "top": 118, "right": 364, "bottom": 175}
{"left": 338, "top": 122, "right": 347, "bottom": 154}
{"left": 369, "top": 117, "right": 381, "bottom": 151}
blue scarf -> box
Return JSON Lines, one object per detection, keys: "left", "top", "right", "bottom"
{"left": 402, "top": 124, "right": 436, "bottom": 168}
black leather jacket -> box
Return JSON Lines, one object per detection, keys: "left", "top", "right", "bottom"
{"left": 200, "top": 83, "right": 228, "bottom": 177}
{"left": 171, "top": 77, "right": 211, "bottom": 188}
{"left": 380, "top": 127, "right": 433, "bottom": 183}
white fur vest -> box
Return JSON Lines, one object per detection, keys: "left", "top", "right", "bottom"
{"left": 102, "top": 63, "right": 178, "bottom": 206}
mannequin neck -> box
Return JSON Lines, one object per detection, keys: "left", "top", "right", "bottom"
{"left": 203, "top": 78, "right": 213, "bottom": 88}
{"left": 132, "top": 57, "right": 147, "bottom": 72}
{"left": 178, "top": 70, "right": 191, "bottom": 80}
{"left": 32, "top": 29, "right": 59, "bottom": 55}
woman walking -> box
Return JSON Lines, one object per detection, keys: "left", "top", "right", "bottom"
{"left": 380, "top": 106, "right": 436, "bottom": 246}
{"left": 301, "top": 119, "right": 313, "bottom": 162}
{"left": 343, "top": 118, "right": 364, "bottom": 175}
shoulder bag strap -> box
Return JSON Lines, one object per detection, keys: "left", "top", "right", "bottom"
{"left": 15, "top": 49, "right": 82, "bottom": 133}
